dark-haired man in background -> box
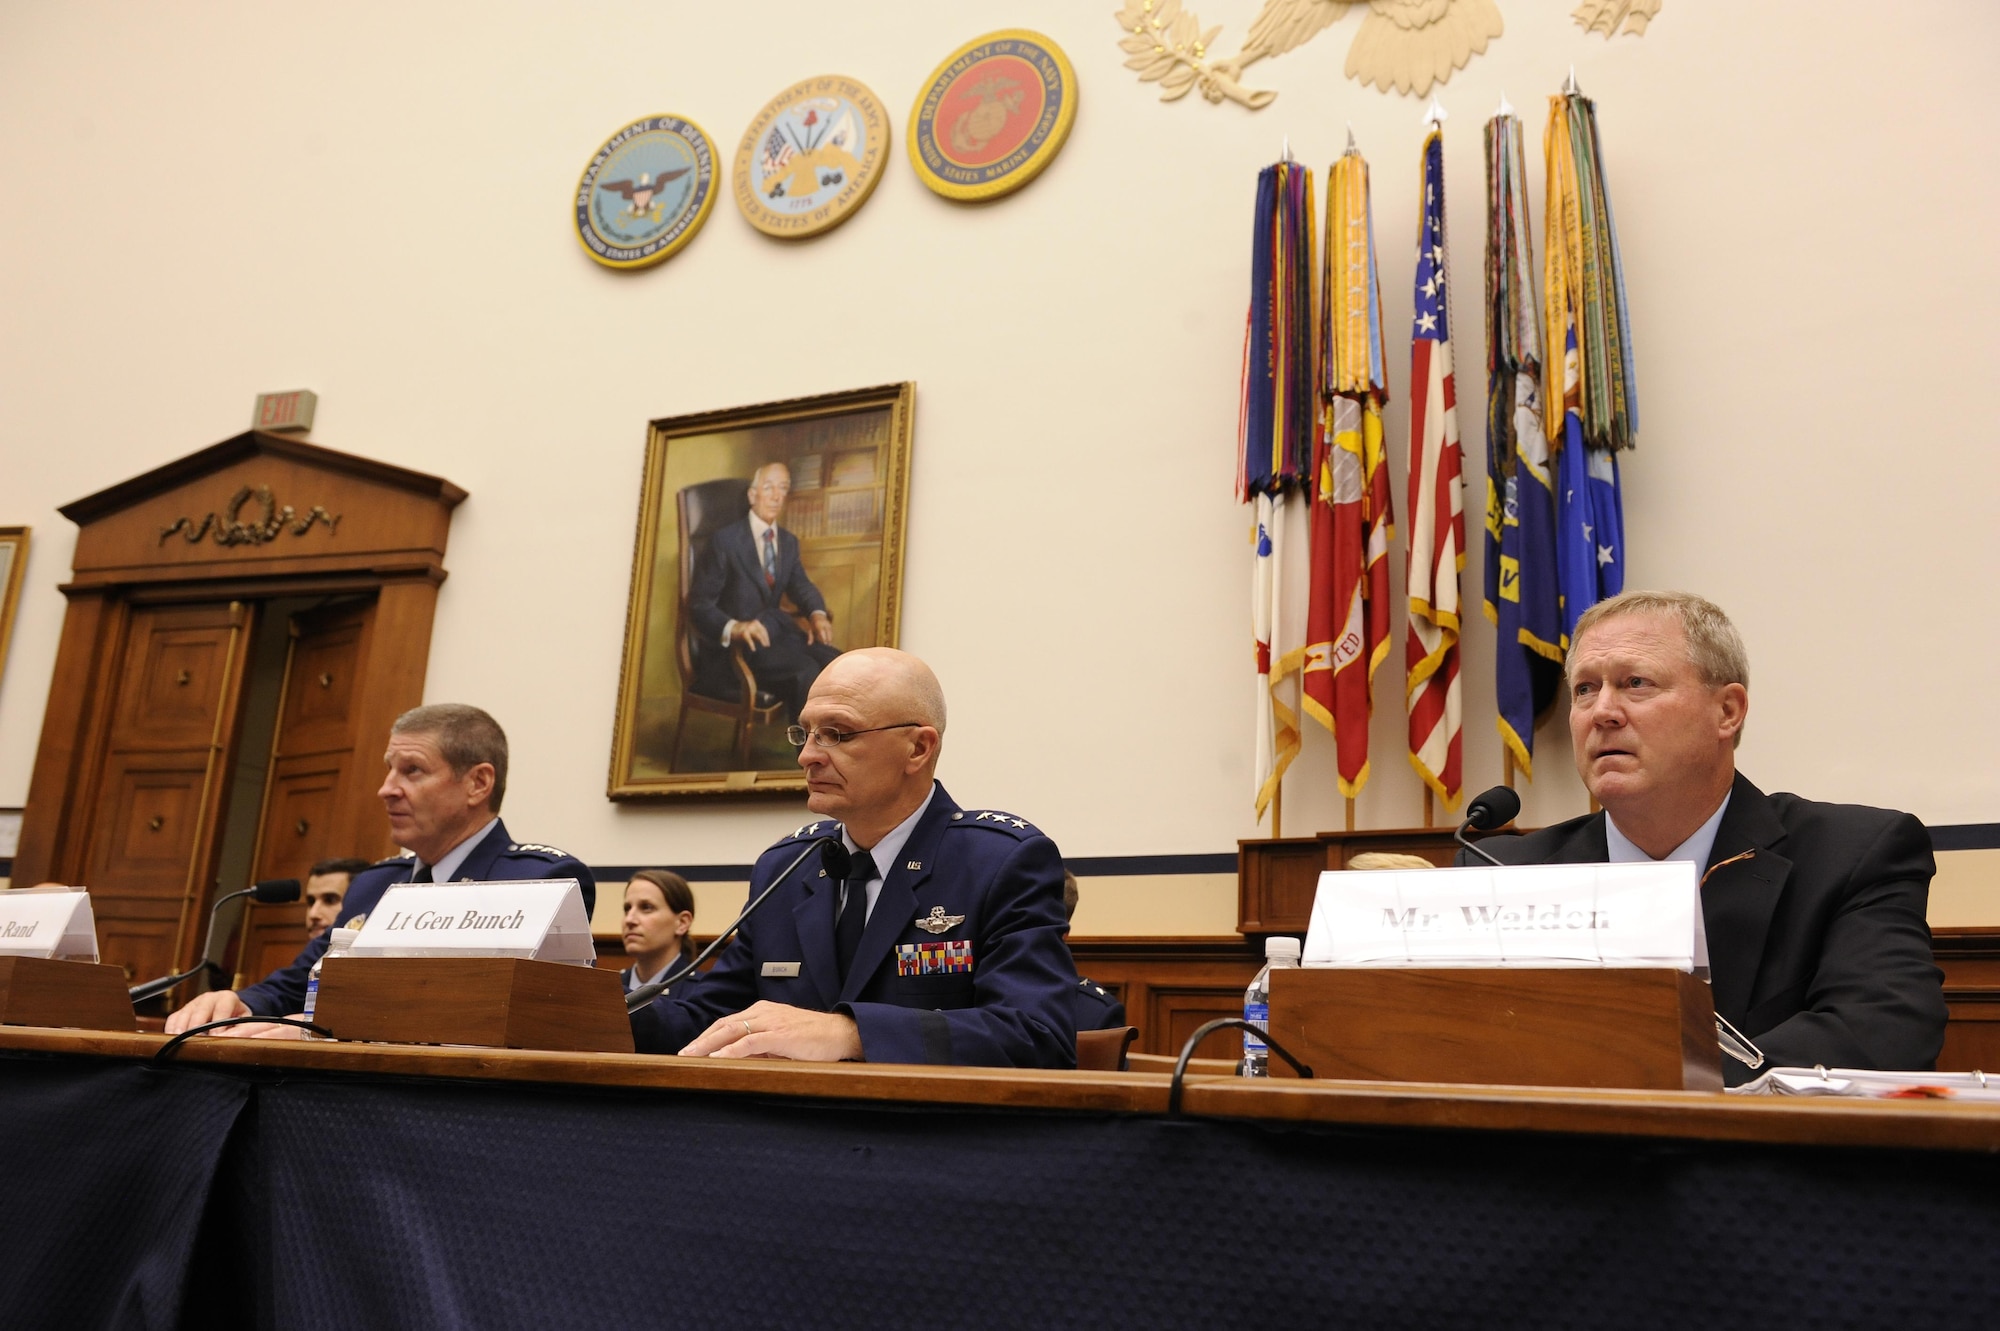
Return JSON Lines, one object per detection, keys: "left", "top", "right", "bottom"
{"left": 303, "top": 857, "right": 370, "bottom": 942}
{"left": 166, "top": 703, "right": 593, "bottom": 1036}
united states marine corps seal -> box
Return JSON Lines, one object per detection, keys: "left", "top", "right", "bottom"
{"left": 574, "top": 114, "right": 718, "bottom": 269}
{"left": 908, "top": 29, "right": 1077, "bottom": 202}
{"left": 733, "top": 75, "right": 888, "bottom": 239}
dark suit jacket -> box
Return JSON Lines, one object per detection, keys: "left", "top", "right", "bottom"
{"left": 237, "top": 820, "right": 595, "bottom": 1016}
{"left": 1473, "top": 772, "right": 1946, "bottom": 1080}
{"left": 685, "top": 517, "right": 827, "bottom": 650}
{"left": 630, "top": 783, "right": 1077, "bottom": 1068}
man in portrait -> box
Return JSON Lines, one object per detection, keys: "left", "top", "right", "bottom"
{"left": 684, "top": 461, "right": 840, "bottom": 723}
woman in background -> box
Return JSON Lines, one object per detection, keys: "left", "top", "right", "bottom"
{"left": 621, "top": 869, "right": 698, "bottom": 994}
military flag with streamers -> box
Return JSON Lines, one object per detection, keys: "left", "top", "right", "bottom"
{"left": 1240, "top": 159, "right": 1316, "bottom": 821}
{"left": 1543, "top": 92, "right": 1631, "bottom": 645}
{"left": 1303, "top": 147, "right": 1394, "bottom": 799}
{"left": 1482, "top": 111, "right": 1563, "bottom": 778}
{"left": 1404, "top": 126, "right": 1464, "bottom": 813}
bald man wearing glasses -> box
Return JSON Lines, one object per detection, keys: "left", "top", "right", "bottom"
{"left": 629, "top": 648, "right": 1077, "bottom": 1068}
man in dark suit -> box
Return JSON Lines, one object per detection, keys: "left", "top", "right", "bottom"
{"left": 684, "top": 461, "right": 840, "bottom": 722}
{"left": 165, "top": 703, "right": 593, "bottom": 1036}
{"left": 630, "top": 648, "right": 1076, "bottom": 1067}
{"left": 1473, "top": 590, "right": 1945, "bottom": 1083}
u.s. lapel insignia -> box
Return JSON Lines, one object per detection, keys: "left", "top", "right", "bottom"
{"left": 914, "top": 905, "right": 965, "bottom": 934}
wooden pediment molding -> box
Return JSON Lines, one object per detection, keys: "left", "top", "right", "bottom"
{"left": 58, "top": 431, "right": 468, "bottom": 588}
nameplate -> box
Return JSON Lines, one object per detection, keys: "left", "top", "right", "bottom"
{"left": 1302, "top": 862, "right": 1706, "bottom": 971}
{"left": 0, "top": 887, "right": 100, "bottom": 962}
{"left": 761, "top": 961, "right": 801, "bottom": 977}
{"left": 349, "top": 879, "right": 595, "bottom": 965}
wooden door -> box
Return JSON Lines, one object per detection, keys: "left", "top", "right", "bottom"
{"left": 82, "top": 601, "right": 252, "bottom": 982}
{"left": 236, "top": 598, "right": 376, "bottom": 982}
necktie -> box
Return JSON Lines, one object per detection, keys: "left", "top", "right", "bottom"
{"left": 410, "top": 862, "right": 433, "bottom": 884}
{"left": 762, "top": 528, "right": 777, "bottom": 587}
{"left": 835, "top": 852, "right": 874, "bottom": 985}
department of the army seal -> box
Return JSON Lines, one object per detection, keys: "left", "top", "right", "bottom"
{"left": 907, "top": 29, "right": 1077, "bottom": 203}
{"left": 733, "top": 75, "right": 889, "bottom": 239}
{"left": 574, "top": 114, "right": 718, "bottom": 269}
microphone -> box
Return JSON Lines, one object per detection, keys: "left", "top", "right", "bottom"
{"left": 625, "top": 837, "right": 849, "bottom": 1013}
{"left": 129, "top": 878, "right": 302, "bottom": 1003}
{"left": 1453, "top": 786, "right": 1522, "bottom": 868}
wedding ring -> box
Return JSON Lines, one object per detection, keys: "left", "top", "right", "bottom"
{"left": 741, "top": 1019, "right": 753, "bottom": 1038}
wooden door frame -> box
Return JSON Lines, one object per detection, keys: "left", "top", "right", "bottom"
{"left": 13, "top": 433, "right": 465, "bottom": 977}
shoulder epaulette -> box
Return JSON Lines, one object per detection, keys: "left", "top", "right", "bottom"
{"left": 949, "top": 809, "right": 1037, "bottom": 837}
{"left": 506, "top": 842, "right": 573, "bottom": 860}
{"left": 1076, "top": 977, "right": 1111, "bottom": 999}
{"left": 773, "top": 819, "right": 839, "bottom": 849}
{"left": 366, "top": 852, "right": 414, "bottom": 871}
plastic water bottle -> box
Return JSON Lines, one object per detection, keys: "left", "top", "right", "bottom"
{"left": 1239, "top": 936, "right": 1302, "bottom": 1076}
{"left": 301, "top": 927, "right": 359, "bottom": 1039}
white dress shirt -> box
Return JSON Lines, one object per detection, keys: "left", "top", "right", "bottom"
{"left": 416, "top": 817, "right": 500, "bottom": 883}
{"left": 839, "top": 784, "right": 938, "bottom": 923}
{"left": 720, "top": 513, "right": 782, "bottom": 647}
{"left": 1605, "top": 792, "right": 1732, "bottom": 871}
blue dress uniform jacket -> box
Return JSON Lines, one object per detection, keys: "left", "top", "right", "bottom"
{"left": 236, "top": 820, "right": 595, "bottom": 1017}
{"left": 1072, "top": 976, "right": 1127, "bottom": 1032}
{"left": 1468, "top": 772, "right": 1945, "bottom": 1084}
{"left": 630, "top": 784, "right": 1077, "bottom": 1068}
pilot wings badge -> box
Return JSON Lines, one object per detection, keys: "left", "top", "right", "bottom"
{"left": 914, "top": 906, "right": 966, "bottom": 935}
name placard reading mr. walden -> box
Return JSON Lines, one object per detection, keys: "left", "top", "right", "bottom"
{"left": 1303, "top": 861, "right": 1706, "bottom": 971}
{"left": 350, "top": 879, "right": 594, "bottom": 965}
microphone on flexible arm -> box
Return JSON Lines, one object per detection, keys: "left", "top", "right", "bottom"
{"left": 625, "top": 836, "right": 850, "bottom": 1013}
{"left": 1453, "top": 786, "right": 1523, "bottom": 868}
{"left": 129, "top": 878, "right": 302, "bottom": 1003}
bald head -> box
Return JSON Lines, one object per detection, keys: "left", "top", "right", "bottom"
{"left": 811, "top": 648, "right": 946, "bottom": 734}
{"left": 795, "top": 649, "right": 947, "bottom": 844}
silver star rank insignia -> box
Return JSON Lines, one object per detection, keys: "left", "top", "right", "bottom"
{"left": 914, "top": 906, "right": 965, "bottom": 934}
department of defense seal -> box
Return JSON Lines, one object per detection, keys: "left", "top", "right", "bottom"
{"left": 908, "top": 29, "right": 1077, "bottom": 203}
{"left": 574, "top": 114, "right": 718, "bottom": 269}
{"left": 733, "top": 75, "right": 889, "bottom": 239}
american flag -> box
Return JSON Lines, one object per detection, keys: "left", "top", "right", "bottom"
{"left": 760, "top": 126, "right": 795, "bottom": 177}
{"left": 1405, "top": 127, "right": 1465, "bottom": 814}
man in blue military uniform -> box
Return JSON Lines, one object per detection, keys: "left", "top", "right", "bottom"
{"left": 165, "top": 703, "right": 593, "bottom": 1035}
{"left": 1061, "top": 871, "right": 1127, "bottom": 1032}
{"left": 631, "top": 648, "right": 1076, "bottom": 1068}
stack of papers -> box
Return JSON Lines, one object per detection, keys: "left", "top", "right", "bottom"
{"left": 1730, "top": 1067, "right": 2000, "bottom": 1100}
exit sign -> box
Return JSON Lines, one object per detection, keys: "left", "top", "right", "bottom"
{"left": 253, "top": 390, "right": 317, "bottom": 433}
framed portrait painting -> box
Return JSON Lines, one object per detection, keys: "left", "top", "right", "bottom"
{"left": 608, "top": 383, "right": 915, "bottom": 798}
{"left": 0, "top": 527, "right": 27, "bottom": 692}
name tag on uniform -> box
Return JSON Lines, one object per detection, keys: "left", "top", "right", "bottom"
{"left": 761, "top": 961, "right": 802, "bottom": 977}
{"left": 897, "top": 941, "right": 973, "bottom": 976}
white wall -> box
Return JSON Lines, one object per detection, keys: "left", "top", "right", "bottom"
{"left": 1, "top": 4, "right": 1994, "bottom": 900}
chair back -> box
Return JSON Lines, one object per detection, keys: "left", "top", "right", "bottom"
{"left": 675, "top": 478, "right": 753, "bottom": 685}
{"left": 1074, "top": 1025, "right": 1139, "bottom": 1073}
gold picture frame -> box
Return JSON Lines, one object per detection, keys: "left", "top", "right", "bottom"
{"left": 607, "top": 383, "right": 915, "bottom": 798}
{"left": 0, "top": 527, "right": 28, "bottom": 693}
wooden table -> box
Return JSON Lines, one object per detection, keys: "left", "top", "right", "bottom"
{"left": 4, "top": 1026, "right": 1997, "bottom": 1329}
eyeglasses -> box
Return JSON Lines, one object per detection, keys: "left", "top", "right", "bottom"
{"left": 785, "top": 722, "right": 922, "bottom": 748}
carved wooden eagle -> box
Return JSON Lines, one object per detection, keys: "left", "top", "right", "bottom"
{"left": 1117, "top": 0, "right": 1503, "bottom": 106}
